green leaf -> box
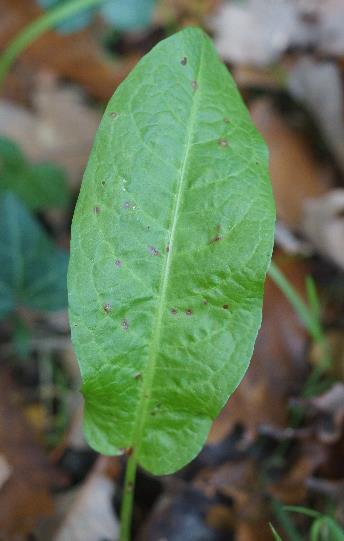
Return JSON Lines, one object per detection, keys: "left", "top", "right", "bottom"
{"left": 68, "top": 27, "right": 275, "bottom": 475}
{"left": 35, "top": 0, "right": 95, "bottom": 33}
{"left": 270, "top": 523, "right": 284, "bottom": 541}
{"left": 0, "top": 192, "right": 68, "bottom": 319}
{"left": 0, "top": 137, "right": 69, "bottom": 209}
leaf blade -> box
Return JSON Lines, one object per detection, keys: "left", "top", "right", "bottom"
{"left": 68, "top": 27, "right": 275, "bottom": 474}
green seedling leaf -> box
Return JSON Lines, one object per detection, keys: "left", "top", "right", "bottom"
{"left": 0, "top": 193, "right": 68, "bottom": 320}
{"left": 0, "top": 137, "right": 69, "bottom": 209}
{"left": 68, "top": 27, "right": 275, "bottom": 475}
{"left": 36, "top": 0, "right": 95, "bottom": 33}
{"left": 100, "top": 0, "right": 155, "bottom": 30}
{"left": 270, "top": 523, "right": 284, "bottom": 541}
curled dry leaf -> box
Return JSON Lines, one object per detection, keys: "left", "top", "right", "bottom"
{"left": 53, "top": 457, "right": 119, "bottom": 541}
{"left": 301, "top": 190, "right": 344, "bottom": 270}
{"left": 288, "top": 57, "right": 344, "bottom": 174}
{"left": 210, "top": 0, "right": 344, "bottom": 66}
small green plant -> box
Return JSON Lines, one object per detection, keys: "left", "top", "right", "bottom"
{"left": 270, "top": 506, "right": 344, "bottom": 541}
{"left": 68, "top": 27, "right": 275, "bottom": 540}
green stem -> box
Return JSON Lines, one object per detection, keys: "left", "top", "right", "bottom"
{"left": 0, "top": 0, "right": 105, "bottom": 87}
{"left": 268, "top": 261, "right": 321, "bottom": 341}
{"left": 120, "top": 453, "right": 137, "bottom": 541}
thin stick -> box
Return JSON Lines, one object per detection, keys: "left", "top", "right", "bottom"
{"left": 0, "top": 0, "right": 105, "bottom": 87}
{"left": 120, "top": 452, "right": 137, "bottom": 541}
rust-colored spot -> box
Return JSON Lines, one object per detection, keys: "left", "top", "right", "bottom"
{"left": 218, "top": 138, "right": 228, "bottom": 148}
{"left": 110, "top": 111, "right": 118, "bottom": 118}
{"left": 115, "top": 259, "right": 122, "bottom": 268}
{"left": 224, "top": 117, "right": 230, "bottom": 124}
{"left": 171, "top": 308, "right": 177, "bottom": 315}
{"left": 181, "top": 57, "right": 187, "bottom": 65}
{"left": 121, "top": 319, "right": 129, "bottom": 331}
{"left": 149, "top": 246, "right": 160, "bottom": 256}
{"left": 134, "top": 372, "right": 142, "bottom": 380}
{"left": 103, "top": 303, "right": 112, "bottom": 313}
{"left": 93, "top": 206, "right": 101, "bottom": 214}
{"left": 203, "top": 299, "right": 208, "bottom": 305}
{"left": 124, "top": 447, "right": 133, "bottom": 456}
{"left": 185, "top": 309, "right": 192, "bottom": 316}
{"left": 223, "top": 304, "right": 229, "bottom": 310}
{"left": 192, "top": 80, "right": 198, "bottom": 92}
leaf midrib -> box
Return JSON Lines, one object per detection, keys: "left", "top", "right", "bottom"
{"left": 131, "top": 40, "right": 205, "bottom": 456}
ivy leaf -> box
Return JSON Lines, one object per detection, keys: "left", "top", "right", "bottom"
{"left": 0, "top": 137, "right": 69, "bottom": 209}
{"left": 100, "top": 0, "right": 155, "bottom": 30}
{"left": 68, "top": 28, "right": 275, "bottom": 475}
{"left": 0, "top": 193, "right": 68, "bottom": 320}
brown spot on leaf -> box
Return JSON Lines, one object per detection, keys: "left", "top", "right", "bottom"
{"left": 121, "top": 319, "right": 129, "bottom": 331}
{"left": 110, "top": 111, "right": 118, "bottom": 119}
{"left": 149, "top": 246, "right": 160, "bottom": 256}
{"left": 134, "top": 372, "right": 142, "bottom": 380}
{"left": 185, "top": 309, "right": 192, "bottom": 316}
{"left": 115, "top": 259, "right": 122, "bottom": 268}
{"left": 171, "top": 308, "right": 177, "bottom": 315}
{"left": 223, "top": 304, "right": 229, "bottom": 310}
{"left": 93, "top": 206, "right": 101, "bottom": 214}
{"left": 181, "top": 57, "right": 187, "bottom": 65}
{"left": 166, "top": 244, "right": 170, "bottom": 253}
{"left": 203, "top": 299, "right": 208, "bottom": 305}
{"left": 209, "top": 235, "right": 222, "bottom": 244}
{"left": 224, "top": 117, "right": 230, "bottom": 124}
{"left": 218, "top": 138, "right": 228, "bottom": 148}
{"left": 192, "top": 80, "right": 198, "bottom": 92}
{"left": 124, "top": 447, "right": 133, "bottom": 456}
{"left": 103, "top": 303, "right": 112, "bottom": 313}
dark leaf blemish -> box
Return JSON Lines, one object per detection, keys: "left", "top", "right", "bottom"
{"left": 134, "top": 372, "right": 142, "bottom": 380}
{"left": 209, "top": 234, "right": 222, "bottom": 244}
{"left": 185, "top": 309, "right": 192, "bottom": 316}
{"left": 224, "top": 117, "right": 230, "bottom": 124}
{"left": 218, "top": 138, "right": 228, "bottom": 148}
{"left": 203, "top": 299, "right": 208, "bottom": 305}
{"left": 93, "top": 206, "right": 101, "bottom": 214}
{"left": 121, "top": 319, "right": 129, "bottom": 331}
{"left": 149, "top": 246, "right": 160, "bottom": 256}
{"left": 181, "top": 57, "right": 187, "bottom": 65}
{"left": 192, "top": 80, "right": 198, "bottom": 92}
{"left": 223, "top": 304, "right": 229, "bottom": 310}
{"left": 171, "top": 308, "right": 177, "bottom": 315}
{"left": 103, "top": 303, "right": 112, "bottom": 313}
{"left": 115, "top": 259, "right": 122, "bottom": 268}
{"left": 110, "top": 111, "right": 118, "bottom": 119}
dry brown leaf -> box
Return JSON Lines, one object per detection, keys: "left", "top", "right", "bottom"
{"left": 288, "top": 57, "right": 344, "bottom": 174}
{"left": 250, "top": 98, "right": 329, "bottom": 229}
{"left": 301, "top": 190, "right": 344, "bottom": 270}
{"left": 210, "top": 0, "right": 344, "bottom": 67}
{"left": 0, "top": 369, "right": 58, "bottom": 539}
